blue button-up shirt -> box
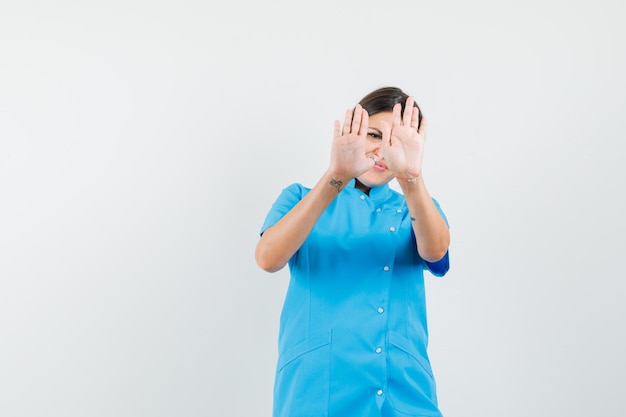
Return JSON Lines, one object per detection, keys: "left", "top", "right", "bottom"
{"left": 261, "top": 179, "right": 450, "bottom": 417}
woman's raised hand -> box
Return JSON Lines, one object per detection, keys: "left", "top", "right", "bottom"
{"left": 380, "top": 97, "right": 428, "bottom": 180}
{"left": 329, "top": 104, "right": 376, "bottom": 179}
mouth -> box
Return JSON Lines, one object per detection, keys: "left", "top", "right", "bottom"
{"left": 373, "top": 162, "right": 387, "bottom": 172}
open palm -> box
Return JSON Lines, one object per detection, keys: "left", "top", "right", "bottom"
{"left": 329, "top": 104, "right": 376, "bottom": 178}
{"left": 380, "top": 96, "right": 427, "bottom": 179}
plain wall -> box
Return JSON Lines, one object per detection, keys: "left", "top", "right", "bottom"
{"left": 1, "top": 0, "right": 625, "bottom": 416}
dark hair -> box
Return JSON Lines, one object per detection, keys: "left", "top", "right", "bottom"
{"left": 358, "top": 86, "right": 423, "bottom": 128}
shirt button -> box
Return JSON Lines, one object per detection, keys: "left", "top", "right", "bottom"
{"left": 396, "top": 208, "right": 402, "bottom": 213}
{"left": 376, "top": 208, "right": 382, "bottom": 212}
{"left": 383, "top": 266, "right": 390, "bottom": 271}
{"left": 375, "top": 347, "right": 382, "bottom": 354}
{"left": 360, "top": 195, "right": 365, "bottom": 200}
{"left": 377, "top": 389, "right": 383, "bottom": 396}
{"left": 389, "top": 226, "right": 396, "bottom": 232}
{"left": 377, "top": 307, "right": 384, "bottom": 314}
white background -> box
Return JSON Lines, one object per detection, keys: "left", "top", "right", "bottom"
{"left": 1, "top": 1, "right": 625, "bottom": 416}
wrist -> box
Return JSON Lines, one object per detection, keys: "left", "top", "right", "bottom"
{"left": 396, "top": 173, "right": 421, "bottom": 183}
{"left": 324, "top": 170, "right": 352, "bottom": 192}
{"left": 396, "top": 174, "right": 425, "bottom": 191}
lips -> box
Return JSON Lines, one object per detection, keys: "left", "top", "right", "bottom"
{"left": 373, "top": 162, "right": 387, "bottom": 172}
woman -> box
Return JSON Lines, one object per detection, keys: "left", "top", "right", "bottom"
{"left": 255, "top": 86, "right": 451, "bottom": 417}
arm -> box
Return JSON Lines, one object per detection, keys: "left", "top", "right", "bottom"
{"left": 397, "top": 176, "right": 450, "bottom": 262}
{"left": 380, "top": 97, "right": 450, "bottom": 262}
{"left": 255, "top": 171, "right": 351, "bottom": 272}
{"left": 255, "top": 105, "right": 375, "bottom": 272}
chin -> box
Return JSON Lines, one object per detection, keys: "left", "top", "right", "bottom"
{"left": 357, "top": 172, "right": 394, "bottom": 188}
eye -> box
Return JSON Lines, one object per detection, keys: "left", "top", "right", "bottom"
{"left": 368, "top": 132, "right": 382, "bottom": 140}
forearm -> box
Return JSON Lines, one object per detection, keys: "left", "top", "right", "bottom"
{"left": 255, "top": 171, "right": 352, "bottom": 272}
{"left": 398, "top": 176, "right": 450, "bottom": 262}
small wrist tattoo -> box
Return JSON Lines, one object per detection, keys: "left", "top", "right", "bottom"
{"left": 329, "top": 178, "right": 343, "bottom": 191}
{"left": 410, "top": 217, "right": 416, "bottom": 222}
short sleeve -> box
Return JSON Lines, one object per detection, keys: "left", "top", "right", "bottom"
{"left": 260, "top": 183, "right": 309, "bottom": 235}
{"left": 424, "top": 252, "right": 450, "bottom": 277}
{"left": 422, "top": 198, "right": 450, "bottom": 277}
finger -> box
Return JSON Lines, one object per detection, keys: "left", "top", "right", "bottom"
{"left": 342, "top": 109, "right": 352, "bottom": 135}
{"left": 403, "top": 96, "right": 414, "bottom": 126}
{"left": 334, "top": 120, "right": 341, "bottom": 139}
{"left": 418, "top": 116, "right": 428, "bottom": 137}
{"left": 351, "top": 104, "right": 362, "bottom": 134}
{"left": 392, "top": 103, "right": 402, "bottom": 126}
{"left": 381, "top": 120, "right": 392, "bottom": 148}
{"left": 410, "top": 107, "right": 420, "bottom": 129}
{"left": 357, "top": 109, "right": 369, "bottom": 136}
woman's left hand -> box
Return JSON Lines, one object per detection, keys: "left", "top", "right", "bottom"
{"left": 380, "top": 96, "right": 427, "bottom": 179}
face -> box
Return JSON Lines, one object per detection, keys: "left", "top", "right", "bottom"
{"left": 357, "top": 111, "right": 396, "bottom": 188}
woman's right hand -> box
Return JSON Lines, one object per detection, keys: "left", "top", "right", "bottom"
{"left": 328, "top": 104, "right": 376, "bottom": 178}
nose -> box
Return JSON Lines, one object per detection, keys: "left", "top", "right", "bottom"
{"left": 371, "top": 143, "right": 383, "bottom": 158}
{"left": 370, "top": 142, "right": 382, "bottom": 159}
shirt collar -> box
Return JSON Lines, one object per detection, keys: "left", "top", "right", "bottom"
{"left": 347, "top": 179, "right": 392, "bottom": 202}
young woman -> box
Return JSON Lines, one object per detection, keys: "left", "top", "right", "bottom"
{"left": 255, "top": 86, "right": 451, "bottom": 417}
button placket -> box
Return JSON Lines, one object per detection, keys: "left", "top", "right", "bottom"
{"left": 388, "top": 207, "right": 402, "bottom": 233}
{"left": 369, "top": 202, "right": 393, "bottom": 404}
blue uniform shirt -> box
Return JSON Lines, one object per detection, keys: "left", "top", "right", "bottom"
{"left": 261, "top": 179, "right": 450, "bottom": 417}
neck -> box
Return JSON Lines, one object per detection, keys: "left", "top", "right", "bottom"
{"left": 354, "top": 178, "right": 371, "bottom": 195}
